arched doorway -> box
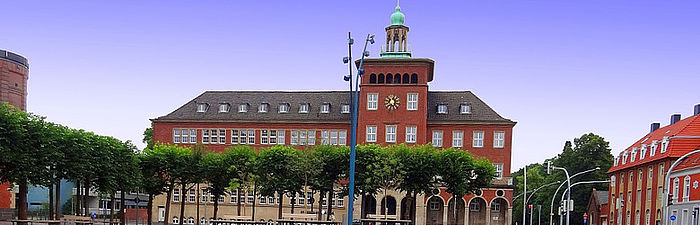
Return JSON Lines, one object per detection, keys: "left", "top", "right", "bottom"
{"left": 447, "top": 197, "right": 465, "bottom": 225}
{"left": 400, "top": 195, "right": 416, "bottom": 222}
{"left": 381, "top": 196, "right": 397, "bottom": 217}
{"left": 490, "top": 198, "right": 508, "bottom": 225}
{"left": 426, "top": 197, "right": 444, "bottom": 225}
{"left": 468, "top": 198, "right": 486, "bottom": 225}
{"left": 361, "top": 195, "right": 377, "bottom": 219}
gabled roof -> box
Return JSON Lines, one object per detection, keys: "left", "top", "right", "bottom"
{"left": 594, "top": 190, "right": 609, "bottom": 206}
{"left": 608, "top": 114, "right": 700, "bottom": 173}
{"left": 153, "top": 90, "right": 515, "bottom": 124}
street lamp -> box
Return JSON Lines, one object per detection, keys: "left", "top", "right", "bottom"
{"left": 663, "top": 149, "right": 700, "bottom": 225}
{"left": 343, "top": 32, "right": 374, "bottom": 225}
{"left": 548, "top": 167, "right": 600, "bottom": 225}
{"left": 557, "top": 180, "right": 610, "bottom": 225}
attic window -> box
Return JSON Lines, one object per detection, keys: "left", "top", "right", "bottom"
{"left": 320, "top": 103, "right": 330, "bottom": 114}
{"left": 219, "top": 103, "right": 230, "bottom": 113}
{"left": 437, "top": 104, "right": 448, "bottom": 114}
{"left": 259, "top": 103, "right": 269, "bottom": 113}
{"left": 630, "top": 148, "right": 637, "bottom": 162}
{"left": 650, "top": 141, "right": 658, "bottom": 156}
{"left": 640, "top": 144, "right": 647, "bottom": 160}
{"left": 341, "top": 104, "right": 350, "bottom": 114}
{"left": 279, "top": 103, "right": 289, "bottom": 113}
{"left": 661, "top": 137, "right": 669, "bottom": 153}
{"left": 460, "top": 104, "right": 471, "bottom": 114}
{"left": 238, "top": 104, "right": 248, "bottom": 113}
{"left": 197, "top": 103, "right": 208, "bottom": 113}
{"left": 299, "top": 104, "right": 309, "bottom": 113}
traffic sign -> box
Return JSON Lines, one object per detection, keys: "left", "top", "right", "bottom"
{"left": 670, "top": 215, "right": 676, "bottom": 221}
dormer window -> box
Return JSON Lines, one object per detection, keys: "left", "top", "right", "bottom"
{"left": 661, "top": 137, "right": 669, "bottom": 153}
{"left": 614, "top": 157, "right": 619, "bottom": 166}
{"left": 259, "top": 103, "right": 269, "bottom": 113}
{"left": 238, "top": 104, "right": 248, "bottom": 113}
{"left": 640, "top": 144, "right": 647, "bottom": 160}
{"left": 320, "top": 103, "right": 330, "bottom": 114}
{"left": 650, "top": 141, "right": 658, "bottom": 156}
{"left": 279, "top": 103, "right": 289, "bottom": 113}
{"left": 341, "top": 104, "right": 350, "bottom": 114}
{"left": 622, "top": 152, "right": 628, "bottom": 164}
{"left": 218, "top": 103, "right": 230, "bottom": 113}
{"left": 197, "top": 103, "right": 208, "bottom": 113}
{"left": 630, "top": 148, "right": 638, "bottom": 162}
{"left": 460, "top": 104, "right": 471, "bottom": 114}
{"left": 299, "top": 104, "right": 309, "bottom": 113}
{"left": 437, "top": 104, "right": 448, "bottom": 114}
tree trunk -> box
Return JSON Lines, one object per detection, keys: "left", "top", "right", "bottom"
{"left": 49, "top": 184, "right": 54, "bottom": 220}
{"left": 213, "top": 193, "right": 219, "bottom": 220}
{"left": 326, "top": 192, "right": 333, "bottom": 221}
{"left": 196, "top": 185, "right": 200, "bottom": 225}
{"left": 310, "top": 190, "right": 315, "bottom": 214}
{"left": 179, "top": 184, "right": 186, "bottom": 225}
{"left": 147, "top": 194, "right": 153, "bottom": 225}
{"left": 252, "top": 184, "right": 257, "bottom": 221}
{"left": 278, "top": 194, "right": 283, "bottom": 219}
{"left": 164, "top": 186, "right": 173, "bottom": 225}
{"left": 291, "top": 195, "right": 295, "bottom": 214}
{"left": 110, "top": 194, "right": 116, "bottom": 223}
{"left": 56, "top": 181, "right": 62, "bottom": 219}
{"left": 411, "top": 192, "right": 417, "bottom": 225}
{"left": 18, "top": 182, "right": 28, "bottom": 224}
{"left": 236, "top": 188, "right": 242, "bottom": 216}
{"left": 83, "top": 181, "right": 90, "bottom": 217}
{"left": 317, "top": 191, "right": 323, "bottom": 220}
{"left": 76, "top": 181, "right": 81, "bottom": 216}
{"left": 120, "top": 191, "right": 126, "bottom": 225}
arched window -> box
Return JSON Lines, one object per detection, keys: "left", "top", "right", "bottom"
{"left": 683, "top": 176, "right": 691, "bottom": 201}
{"left": 173, "top": 217, "right": 179, "bottom": 224}
{"left": 369, "top": 74, "right": 377, "bottom": 83}
{"left": 386, "top": 74, "right": 393, "bottom": 84}
{"left": 380, "top": 196, "right": 397, "bottom": 215}
{"left": 189, "top": 217, "right": 195, "bottom": 224}
{"left": 402, "top": 74, "right": 409, "bottom": 83}
{"left": 393, "top": 74, "right": 400, "bottom": 83}
{"left": 410, "top": 74, "right": 418, "bottom": 83}
{"left": 378, "top": 74, "right": 385, "bottom": 84}
{"left": 645, "top": 209, "right": 650, "bottom": 225}
{"left": 673, "top": 177, "right": 680, "bottom": 202}
{"left": 635, "top": 210, "right": 640, "bottom": 225}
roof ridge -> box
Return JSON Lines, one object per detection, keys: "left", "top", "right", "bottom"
{"left": 676, "top": 114, "right": 700, "bottom": 136}
{"left": 204, "top": 90, "right": 350, "bottom": 93}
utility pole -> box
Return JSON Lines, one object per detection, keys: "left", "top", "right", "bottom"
{"left": 523, "top": 165, "right": 527, "bottom": 225}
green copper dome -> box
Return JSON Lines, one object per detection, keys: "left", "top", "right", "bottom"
{"left": 390, "top": 4, "right": 404, "bottom": 25}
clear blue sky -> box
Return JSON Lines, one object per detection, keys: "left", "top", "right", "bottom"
{"left": 2, "top": 0, "right": 699, "bottom": 172}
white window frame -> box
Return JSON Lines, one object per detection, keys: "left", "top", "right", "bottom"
{"left": 367, "top": 93, "right": 378, "bottom": 110}
{"left": 405, "top": 126, "right": 417, "bottom": 143}
{"left": 640, "top": 144, "right": 647, "bottom": 160}
{"left": 320, "top": 103, "right": 330, "bottom": 114}
{"left": 230, "top": 190, "right": 237, "bottom": 204}
{"left": 494, "top": 131, "right": 505, "bottom": 148}
{"left": 650, "top": 141, "right": 658, "bottom": 156}
{"left": 673, "top": 177, "right": 680, "bottom": 203}
{"left": 432, "top": 131, "right": 443, "bottom": 147}
{"left": 341, "top": 104, "right": 350, "bottom": 114}
{"left": 493, "top": 163, "right": 503, "bottom": 179}
{"left": 661, "top": 137, "right": 669, "bottom": 153}
{"left": 366, "top": 126, "right": 377, "bottom": 142}
{"left": 683, "top": 176, "right": 690, "bottom": 201}
{"left": 238, "top": 104, "right": 248, "bottom": 113}
{"left": 460, "top": 104, "right": 471, "bottom": 114}
{"left": 407, "top": 93, "right": 418, "bottom": 111}
{"left": 197, "top": 103, "right": 208, "bottom": 113}
{"left": 385, "top": 125, "right": 397, "bottom": 143}
{"left": 173, "top": 189, "right": 180, "bottom": 202}
{"left": 473, "top": 131, "right": 484, "bottom": 148}
{"left": 299, "top": 104, "right": 309, "bottom": 113}
{"left": 189, "top": 189, "right": 196, "bottom": 203}
{"left": 279, "top": 104, "right": 289, "bottom": 113}
{"left": 258, "top": 103, "right": 268, "bottom": 113}
{"left": 452, "top": 130, "right": 463, "bottom": 148}
{"left": 218, "top": 103, "right": 230, "bottom": 113}
{"left": 437, "top": 104, "right": 448, "bottom": 114}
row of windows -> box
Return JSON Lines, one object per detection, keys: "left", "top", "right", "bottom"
{"left": 364, "top": 126, "right": 506, "bottom": 149}
{"left": 198, "top": 103, "right": 350, "bottom": 114}
{"left": 365, "top": 93, "right": 472, "bottom": 114}
{"left": 615, "top": 137, "right": 669, "bottom": 166}
{"left": 368, "top": 73, "right": 418, "bottom": 84}
{"left": 172, "top": 189, "right": 345, "bottom": 207}
{"left": 173, "top": 128, "right": 346, "bottom": 146}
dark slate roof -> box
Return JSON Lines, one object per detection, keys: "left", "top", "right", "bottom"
{"left": 427, "top": 91, "right": 513, "bottom": 123}
{"left": 154, "top": 91, "right": 514, "bottom": 124}
{"left": 595, "top": 190, "right": 609, "bottom": 206}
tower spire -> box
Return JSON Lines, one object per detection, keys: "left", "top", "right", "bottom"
{"left": 381, "top": 1, "right": 411, "bottom": 58}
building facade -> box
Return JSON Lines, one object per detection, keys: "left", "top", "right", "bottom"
{"left": 587, "top": 189, "right": 609, "bottom": 225}
{"left": 666, "top": 143, "right": 700, "bottom": 225}
{"left": 151, "top": 3, "right": 515, "bottom": 225}
{"left": 607, "top": 106, "right": 700, "bottom": 225}
{"left": 0, "top": 49, "right": 29, "bottom": 219}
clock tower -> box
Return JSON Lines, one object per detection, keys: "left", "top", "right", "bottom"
{"left": 358, "top": 2, "right": 435, "bottom": 145}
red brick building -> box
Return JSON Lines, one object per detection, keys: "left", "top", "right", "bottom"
{"left": 665, "top": 149, "right": 700, "bottom": 225}
{"left": 151, "top": 3, "right": 515, "bottom": 225}
{"left": 587, "top": 189, "right": 609, "bottom": 225}
{"left": 607, "top": 106, "right": 700, "bottom": 225}
{"left": 0, "top": 49, "right": 29, "bottom": 214}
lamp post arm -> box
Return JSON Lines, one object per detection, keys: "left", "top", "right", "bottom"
{"left": 526, "top": 181, "right": 561, "bottom": 204}
{"left": 663, "top": 149, "right": 700, "bottom": 225}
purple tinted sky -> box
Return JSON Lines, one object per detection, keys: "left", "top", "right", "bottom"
{"left": 2, "top": 1, "right": 699, "bottom": 172}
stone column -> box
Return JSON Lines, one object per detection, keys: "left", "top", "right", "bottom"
{"left": 443, "top": 202, "right": 448, "bottom": 225}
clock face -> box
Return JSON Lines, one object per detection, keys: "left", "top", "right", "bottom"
{"left": 384, "top": 95, "right": 400, "bottom": 110}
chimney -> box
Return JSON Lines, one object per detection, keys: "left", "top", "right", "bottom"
{"left": 670, "top": 114, "right": 681, "bottom": 125}
{"left": 650, "top": 122, "right": 660, "bottom": 133}
{"left": 695, "top": 104, "right": 700, "bottom": 116}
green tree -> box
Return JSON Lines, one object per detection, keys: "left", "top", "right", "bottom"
{"left": 201, "top": 149, "right": 237, "bottom": 219}
{"left": 375, "top": 146, "right": 403, "bottom": 219}
{"left": 395, "top": 145, "right": 439, "bottom": 223}
{"left": 143, "top": 127, "right": 154, "bottom": 150}
{"left": 145, "top": 143, "right": 192, "bottom": 225}
{"left": 225, "top": 145, "right": 256, "bottom": 217}
{"left": 255, "top": 146, "right": 303, "bottom": 219}
{"left": 309, "top": 145, "right": 348, "bottom": 220}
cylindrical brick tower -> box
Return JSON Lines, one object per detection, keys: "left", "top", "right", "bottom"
{"left": 0, "top": 49, "right": 29, "bottom": 111}
{"left": 0, "top": 49, "right": 27, "bottom": 214}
